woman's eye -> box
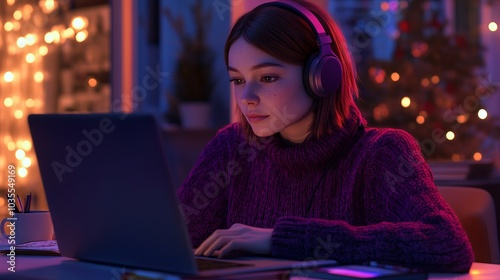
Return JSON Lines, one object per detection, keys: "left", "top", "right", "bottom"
{"left": 261, "top": 76, "right": 278, "bottom": 83}
{"left": 229, "top": 78, "right": 244, "bottom": 85}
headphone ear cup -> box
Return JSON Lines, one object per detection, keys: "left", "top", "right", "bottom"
{"left": 304, "top": 50, "right": 342, "bottom": 98}
{"left": 303, "top": 54, "right": 317, "bottom": 98}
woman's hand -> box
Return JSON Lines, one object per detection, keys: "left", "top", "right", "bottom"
{"left": 194, "top": 223, "right": 273, "bottom": 258}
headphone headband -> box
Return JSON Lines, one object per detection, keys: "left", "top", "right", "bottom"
{"left": 260, "top": 0, "right": 332, "bottom": 46}
{"left": 256, "top": 0, "right": 343, "bottom": 98}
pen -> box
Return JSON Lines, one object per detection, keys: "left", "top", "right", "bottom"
{"left": 24, "top": 193, "right": 32, "bottom": 213}
{"left": 16, "top": 194, "right": 24, "bottom": 213}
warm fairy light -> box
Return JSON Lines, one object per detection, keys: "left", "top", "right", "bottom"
{"left": 88, "top": 77, "right": 98, "bottom": 88}
{"left": 4, "top": 71, "right": 14, "bottom": 82}
{"left": 34, "top": 71, "right": 44, "bottom": 82}
{"left": 15, "top": 149, "right": 25, "bottom": 160}
{"left": 456, "top": 114, "right": 468, "bottom": 124}
{"left": 17, "top": 37, "right": 27, "bottom": 48}
{"left": 7, "top": 142, "right": 16, "bottom": 151}
{"left": 446, "top": 131, "right": 455, "bottom": 141}
{"left": 15, "top": 140, "right": 23, "bottom": 149}
{"left": 40, "top": 0, "right": 58, "bottom": 14}
{"left": 22, "top": 140, "right": 32, "bottom": 151}
{"left": 489, "top": 22, "right": 498, "bottom": 32}
{"left": 421, "top": 78, "right": 430, "bottom": 87}
{"left": 416, "top": 115, "right": 425, "bottom": 124}
{"left": 62, "top": 27, "right": 75, "bottom": 39}
{"left": 38, "top": 45, "right": 48, "bottom": 56}
{"left": 75, "top": 30, "right": 88, "bottom": 42}
{"left": 71, "top": 16, "right": 88, "bottom": 31}
{"left": 473, "top": 152, "right": 483, "bottom": 161}
{"left": 23, "top": 4, "right": 33, "bottom": 15}
{"left": 4, "top": 21, "right": 14, "bottom": 32}
{"left": 25, "top": 34, "right": 36, "bottom": 45}
{"left": 451, "top": 154, "right": 462, "bottom": 162}
{"left": 3, "top": 136, "right": 12, "bottom": 145}
{"left": 22, "top": 157, "right": 32, "bottom": 168}
{"left": 401, "top": 97, "right": 411, "bottom": 108}
{"left": 4, "top": 98, "right": 14, "bottom": 107}
{"left": 478, "top": 109, "right": 488, "bottom": 120}
{"left": 14, "top": 110, "right": 24, "bottom": 119}
{"left": 431, "top": 75, "right": 440, "bottom": 84}
{"left": 419, "top": 111, "right": 428, "bottom": 118}
{"left": 51, "top": 30, "right": 61, "bottom": 44}
{"left": 7, "top": 0, "right": 16, "bottom": 5}
{"left": 25, "top": 98, "right": 35, "bottom": 108}
{"left": 13, "top": 10, "right": 22, "bottom": 20}
{"left": 391, "top": 72, "right": 400, "bottom": 82}
{"left": 26, "top": 53, "right": 35, "bottom": 63}
{"left": 44, "top": 32, "right": 54, "bottom": 43}
{"left": 11, "top": 21, "right": 20, "bottom": 31}
{"left": 18, "top": 167, "right": 28, "bottom": 178}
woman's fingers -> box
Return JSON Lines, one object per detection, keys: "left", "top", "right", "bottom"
{"left": 194, "top": 224, "right": 273, "bottom": 258}
{"left": 194, "top": 229, "right": 239, "bottom": 256}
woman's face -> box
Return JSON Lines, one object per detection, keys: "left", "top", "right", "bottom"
{"left": 228, "top": 38, "right": 314, "bottom": 142}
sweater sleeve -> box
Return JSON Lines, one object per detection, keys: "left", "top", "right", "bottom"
{"left": 177, "top": 125, "right": 238, "bottom": 248}
{"left": 271, "top": 129, "right": 474, "bottom": 273}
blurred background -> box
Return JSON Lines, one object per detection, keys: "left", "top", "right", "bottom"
{"left": 1, "top": 0, "right": 499, "bottom": 212}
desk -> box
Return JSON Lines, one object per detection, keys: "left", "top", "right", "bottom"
{"left": 0, "top": 255, "right": 499, "bottom": 280}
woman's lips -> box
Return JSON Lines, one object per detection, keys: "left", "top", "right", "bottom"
{"left": 246, "top": 114, "right": 269, "bottom": 123}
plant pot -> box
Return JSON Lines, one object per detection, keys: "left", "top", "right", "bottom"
{"left": 179, "top": 102, "right": 212, "bottom": 129}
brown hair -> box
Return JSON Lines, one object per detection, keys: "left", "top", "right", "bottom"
{"left": 224, "top": 0, "right": 358, "bottom": 140}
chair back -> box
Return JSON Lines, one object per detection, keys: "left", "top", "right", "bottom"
{"left": 437, "top": 186, "right": 500, "bottom": 264}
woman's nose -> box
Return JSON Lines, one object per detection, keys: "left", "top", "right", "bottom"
{"left": 240, "top": 84, "right": 259, "bottom": 106}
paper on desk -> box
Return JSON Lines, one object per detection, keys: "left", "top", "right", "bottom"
{"left": 0, "top": 240, "right": 60, "bottom": 256}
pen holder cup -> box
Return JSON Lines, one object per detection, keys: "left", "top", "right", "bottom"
{"left": 1, "top": 211, "right": 54, "bottom": 245}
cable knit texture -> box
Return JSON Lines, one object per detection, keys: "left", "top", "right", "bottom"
{"left": 177, "top": 106, "right": 474, "bottom": 273}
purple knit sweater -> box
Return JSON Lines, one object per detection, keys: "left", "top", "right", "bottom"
{"left": 177, "top": 107, "right": 473, "bottom": 273}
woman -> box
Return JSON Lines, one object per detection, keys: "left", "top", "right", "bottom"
{"left": 177, "top": 0, "right": 473, "bottom": 273}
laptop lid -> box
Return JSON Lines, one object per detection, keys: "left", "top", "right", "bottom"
{"left": 28, "top": 113, "right": 198, "bottom": 275}
{"left": 28, "top": 113, "right": 337, "bottom": 277}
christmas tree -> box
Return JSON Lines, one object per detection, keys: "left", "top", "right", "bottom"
{"left": 359, "top": 0, "right": 495, "bottom": 161}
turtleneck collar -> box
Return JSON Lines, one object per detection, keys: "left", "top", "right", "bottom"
{"left": 262, "top": 106, "right": 366, "bottom": 172}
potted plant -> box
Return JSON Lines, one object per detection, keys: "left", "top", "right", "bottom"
{"left": 164, "top": 0, "right": 215, "bottom": 128}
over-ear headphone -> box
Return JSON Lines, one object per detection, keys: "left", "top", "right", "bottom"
{"left": 258, "top": 0, "right": 343, "bottom": 98}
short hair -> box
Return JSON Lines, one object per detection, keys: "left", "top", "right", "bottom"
{"left": 224, "top": 0, "right": 359, "bottom": 141}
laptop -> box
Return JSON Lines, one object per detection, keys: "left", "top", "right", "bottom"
{"left": 28, "top": 113, "right": 337, "bottom": 278}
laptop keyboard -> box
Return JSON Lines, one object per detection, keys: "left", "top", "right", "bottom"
{"left": 195, "top": 257, "right": 253, "bottom": 271}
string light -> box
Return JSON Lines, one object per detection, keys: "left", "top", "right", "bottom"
{"left": 391, "top": 72, "right": 400, "bottom": 82}
{"left": 4, "top": 98, "right": 14, "bottom": 107}
{"left": 75, "top": 30, "right": 88, "bottom": 42}
{"left": 18, "top": 167, "right": 28, "bottom": 178}
{"left": 1, "top": 0, "right": 95, "bottom": 202}
{"left": 446, "top": 131, "right": 455, "bottom": 141}
{"left": 456, "top": 114, "right": 468, "bottom": 124}
{"left": 15, "top": 149, "right": 25, "bottom": 160}
{"left": 401, "top": 97, "right": 411, "bottom": 108}
{"left": 489, "top": 22, "right": 498, "bottom": 32}
{"left": 4, "top": 21, "right": 14, "bottom": 31}
{"left": 4, "top": 71, "right": 14, "bottom": 82}
{"left": 421, "top": 78, "right": 430, "bottom": 87}
{"left": 473, "top": 152, "right": 483, "bottom": 161}
{"left": 478, "top": 109, "right": 488, "bottom": 120}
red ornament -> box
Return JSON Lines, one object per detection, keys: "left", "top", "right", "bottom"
{"left": 399, "top": 20, "right": 410, "bottom": 33}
